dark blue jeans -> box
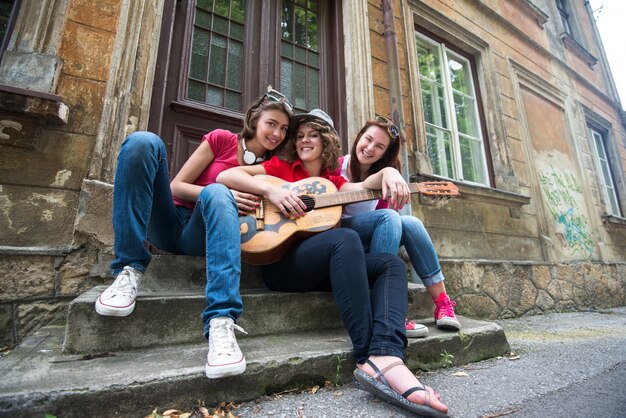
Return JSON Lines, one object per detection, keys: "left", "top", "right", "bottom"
{"left": 262, "top": 228, "right": 408, "bottom": 364}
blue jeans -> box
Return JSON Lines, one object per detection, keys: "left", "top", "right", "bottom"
{"left": 341, "top": 210, "right": 444, "bottom": 286}
{"left": 111, "top": 131, "right": 243, "bottom": 337}
{"left": 261, "top": 228, "right": 408, "bottom": 364}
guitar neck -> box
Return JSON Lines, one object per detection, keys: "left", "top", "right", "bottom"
{"left": 313, "top": 184, "right": 423, "bottom": 209}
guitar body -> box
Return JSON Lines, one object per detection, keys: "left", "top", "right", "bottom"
{"left": 239, "top": 175, "right": 342, "bottom": 265}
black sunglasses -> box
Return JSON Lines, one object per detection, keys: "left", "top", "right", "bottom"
{"left": 263, "top": 86, "right": 293, "bottom": 111}
{"left": 375, "top": 115, "right": 400, "bottom": 140}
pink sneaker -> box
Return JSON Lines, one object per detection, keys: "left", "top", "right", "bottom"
{"left": 434, "top": 293, "right": 461, "bottom": 331}
{"left": 405, "top": 319, "right": 428, "bottom": 338}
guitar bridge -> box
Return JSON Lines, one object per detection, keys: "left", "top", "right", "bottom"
{"left": 256, "top": 200, "right": 265, "bottom": 231}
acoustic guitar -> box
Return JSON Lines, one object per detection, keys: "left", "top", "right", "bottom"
{"left": 239, "top": 175, "right": 459, "bottom": 265}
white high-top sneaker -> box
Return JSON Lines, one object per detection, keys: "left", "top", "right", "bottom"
{"left": 205, "top": 317, "right": 247, "bottom": 379}
{"left": 95, "top": 266, "right": 142, "bottom": 317}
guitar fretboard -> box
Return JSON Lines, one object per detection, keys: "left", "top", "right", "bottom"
{"left": 313, "top": 184, "right": 424, "bottom": 209}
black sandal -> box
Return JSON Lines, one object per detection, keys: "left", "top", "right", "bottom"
{"left": 353, "top": 359, "right": 450, "bottom": 417}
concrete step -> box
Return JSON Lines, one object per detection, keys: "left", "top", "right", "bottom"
{"left": 63, "top": 255, "right": 434, "bottom": 354}
{"left": 1, "top": 317, "right": 510, "bottom": 418}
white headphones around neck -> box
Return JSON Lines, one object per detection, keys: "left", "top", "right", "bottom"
{"left": 242, "top": 139, "right": 265, "bottom": 165}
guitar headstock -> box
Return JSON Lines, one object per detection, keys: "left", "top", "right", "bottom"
{"left": 416, "top": 181, "right": 460, "bottom": 198}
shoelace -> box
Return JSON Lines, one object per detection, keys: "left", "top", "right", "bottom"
{"left": 210, "top": 322, "right": 247, "bottom": 355}
{"left": 111, "top": 269, "right": 138, "bottom": 296}
{"left": 437, "top": 298, "right": 457, "bottom": 317}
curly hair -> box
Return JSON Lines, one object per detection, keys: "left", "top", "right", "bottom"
{"left": 283, "top": 119, "right": 342, "bottom": 173}
{"left": 239, "top": 96, "right": 293, "bottom": 155}
{"left": 348, "top": 120, "right": 401, "bottom": 182}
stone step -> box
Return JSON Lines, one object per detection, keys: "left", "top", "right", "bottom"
{"left": 63, "top": 284, "right": 434, "bottom": 354}
{"left": 1, "top": 318, "right": 510, "bottom": 418}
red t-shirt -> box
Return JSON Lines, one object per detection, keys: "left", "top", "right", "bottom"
{"left": 173, "top": 129, "right": 240, "bottom": 209}
{"left": 262, "top": 156, "right": 348, "bottom": 190}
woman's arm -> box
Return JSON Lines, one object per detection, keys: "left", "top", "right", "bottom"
{"left": 217, "top": 166, "right": 307, "bottom": 218}
{"left": 170, "top": 141, "right": 215, "bottom": 202}
{"left": 340, "top": 167, "right": 410, "bottom": 209}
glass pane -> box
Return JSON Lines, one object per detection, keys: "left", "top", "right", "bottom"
{"left": 188, "top": 80, "right": 206, "bottom": 102}
{"left": 453, "top": 92, "right": 478, "bottom": 136}
{"left": 190, "top": 51, "right": 207, "bottom": 80}
{"left": 296, "top": 0, "right": 306, "bottom": 6}
{"left": 226, "top": 42, "right": 243, "bottom": 89}
{"left": 280, "top": 59, "right": 293, "bottom": 101}
{"left": 426, "top": 126, "right": 455, "bottom": 178}
{"left": 225, "top": 90, "right": 241, "bottom": 110}
{"left": 281, "top": 40, "right": 293, "bottom": 58}
{"left": 416, "top": 36, "right": 442, "bottom": 84}
{"left": 214, "top": 0, "right": 229, "bottom": 17}
{"left": 197, "top": 0, "right": 213, "bottom": 11}
{"left": 230, "top": 22, "right": 244, "bottom": 41}
{"left": 308, "top": 50, "right": 318, "bottom": 67}
{"left": 294, "top": 63, "right": 307, "bottom": 109}
{"left": 307, "top": 7, "right": 318, "bottom": 51}
{"left": 295, "top": 45, "right": 306, "bottom": 63}
{"left": 213, "top": 16, "right": 228, "bottom": 34}
{"left": 295, "top": 6, "right": 307, "bottom": 47}
{"left": 307, "top": 67, "right": 319, "bottom": 109}
{"left": 282, "top": 1, "right": 293, "bottom": 41}
{"left": 195, "top": 9, "right": 211, "bottom": 28}
{"left": 308, "top": 0, "right": 318, "bottom": 9}
{"left": 231, "top": 0, "right": 245, "bottom": 23}
{"left": 448, "top": 58, "right": 469, "bottom": 94}
{"left": 208, "top": 35, "right": 227, "bottom": 85}
{"left": 421, "top": 81, "right": 448, "bottom": 129}
{"left": 190, "top": 29, "right": 209, "bottom": 80}
{"left": 207, "top": 86, "right": 223, "bottom": 106}
{"left": 459, "top": 134, "right": 487, "bottom": 184}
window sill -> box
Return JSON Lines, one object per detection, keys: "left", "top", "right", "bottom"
{"left": 0, "top": 84, "right": 69, "bottom": 148}
{"left": 603, "top": 215, "right": 626, "bottom": 229}
{"left": 561, "top": 33, "right": 598, "bottom": 68}
{"left": 410, "top": 172, "right": 531, "bottom": 208}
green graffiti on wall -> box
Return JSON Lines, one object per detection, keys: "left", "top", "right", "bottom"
{"left": 538, "top": 167, "right": 594, "bottom": 258}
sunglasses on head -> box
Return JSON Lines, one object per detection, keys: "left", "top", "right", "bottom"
{"left": 375, "top": 115, "right": 400, "bottom": 140}
{"left": 262, "top": 85, "right": 293, "bottom": 111}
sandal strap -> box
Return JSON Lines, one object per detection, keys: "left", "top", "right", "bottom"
{"left": 402, "top": 385, "right": 430, "bottom": 407}
{"left": 365, "top": 359, "right": 404, "bottom": 388}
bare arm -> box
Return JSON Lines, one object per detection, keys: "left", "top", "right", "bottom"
{"left": 170, "top": 141, "right": 214, "bottom": 202}
{"left": 217, "top": 166, "right": 307, "bottom": 218}
{"left": 340, "top": 167, "right": 410, "bottom": 209}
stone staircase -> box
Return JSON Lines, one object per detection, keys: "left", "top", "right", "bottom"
{"left": 0, "top": 255, "right": 510, "bottom": 417}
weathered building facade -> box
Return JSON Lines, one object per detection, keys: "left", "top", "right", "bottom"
{"left": 1, "top": 0, "right": 625, "bottom": 347}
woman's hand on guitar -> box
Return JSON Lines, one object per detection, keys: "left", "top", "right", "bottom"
{"left": 230, "top": 189, "right": 261, "bottom": 215}
{"left": 267, "top": 186, "right": 307, "bottom": 219}
{"left": 381, "top": 167, "right": 410, "bottom": 210}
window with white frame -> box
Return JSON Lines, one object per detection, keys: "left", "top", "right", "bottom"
{"left": 415, "top": 32, "right": 489, "bottom": 185}
{"left": 589, "top": 126, "right": 622, "bottom": 216}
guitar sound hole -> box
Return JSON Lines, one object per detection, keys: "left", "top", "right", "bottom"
{"left": 300, "top": 195, "right": 316, "bottom": 212}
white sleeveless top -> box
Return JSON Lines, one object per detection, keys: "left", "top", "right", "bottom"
{"left": 340, "top": 155, "right": 378, "bottom": 219}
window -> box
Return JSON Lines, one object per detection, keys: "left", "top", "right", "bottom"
{"left": 0, "top": 0, "right": 19, "bottom": 61}
{"left": 280, "top": 0, "right": 320, "bottom": 112}
{"left": 415, "top": 32, "right": 489, "bottom": 185}
{"left": 589, "top": 126, "right": 622, "bottom": 216}
{"left": 556, "top": 0, "right": 573, "bottom": 36}
{"left": 188, "top": 0, "right": 246, "bottom": 111}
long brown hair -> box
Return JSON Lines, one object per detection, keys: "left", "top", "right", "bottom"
{"left": 283, "top": 119, "right": 342, "bottom": 172}
{"left": 348, "top": 120, "right": 401, "bottom": 182}
{"left": 239, "top": 95, "right": 293, "bottom": 155}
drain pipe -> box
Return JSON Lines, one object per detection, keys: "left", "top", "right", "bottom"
{"left": 382, "top": 0, "right": 411, "bottom": 215}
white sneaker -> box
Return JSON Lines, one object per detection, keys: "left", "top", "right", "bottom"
{"left": 205, "top": 317, "right": 247, "bottom": 379}
{"left": 95, "top": 266, "right": 142, "bottom": 317}
{"left": 405, "top": 319, "right": 429, "bottom": 338}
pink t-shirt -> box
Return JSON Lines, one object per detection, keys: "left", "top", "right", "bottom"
{"left": 173, "top": 129, "right": 239, "bottom": 209}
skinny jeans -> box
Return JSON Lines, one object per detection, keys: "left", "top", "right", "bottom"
{"left": 341, "top": 209, "right": 445, "bottom": 286}
{"left": 111, "top": 131, "right": 242, "bottom": 337}
{"left": 262, "top": 228, "right": 408, "bottom": 364}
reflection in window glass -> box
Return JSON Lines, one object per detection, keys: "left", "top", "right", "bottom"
{"left": 416, "top": 32, "right": 488, "bottom": 185}
{"left": 187, "top": 0, "right": 246, "bottom": 111}
{"left": 280, "top": 0, "right": 319, "bottom": 112}
{"left": 589, "top": 127, "right": 621, "bottom": 216}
